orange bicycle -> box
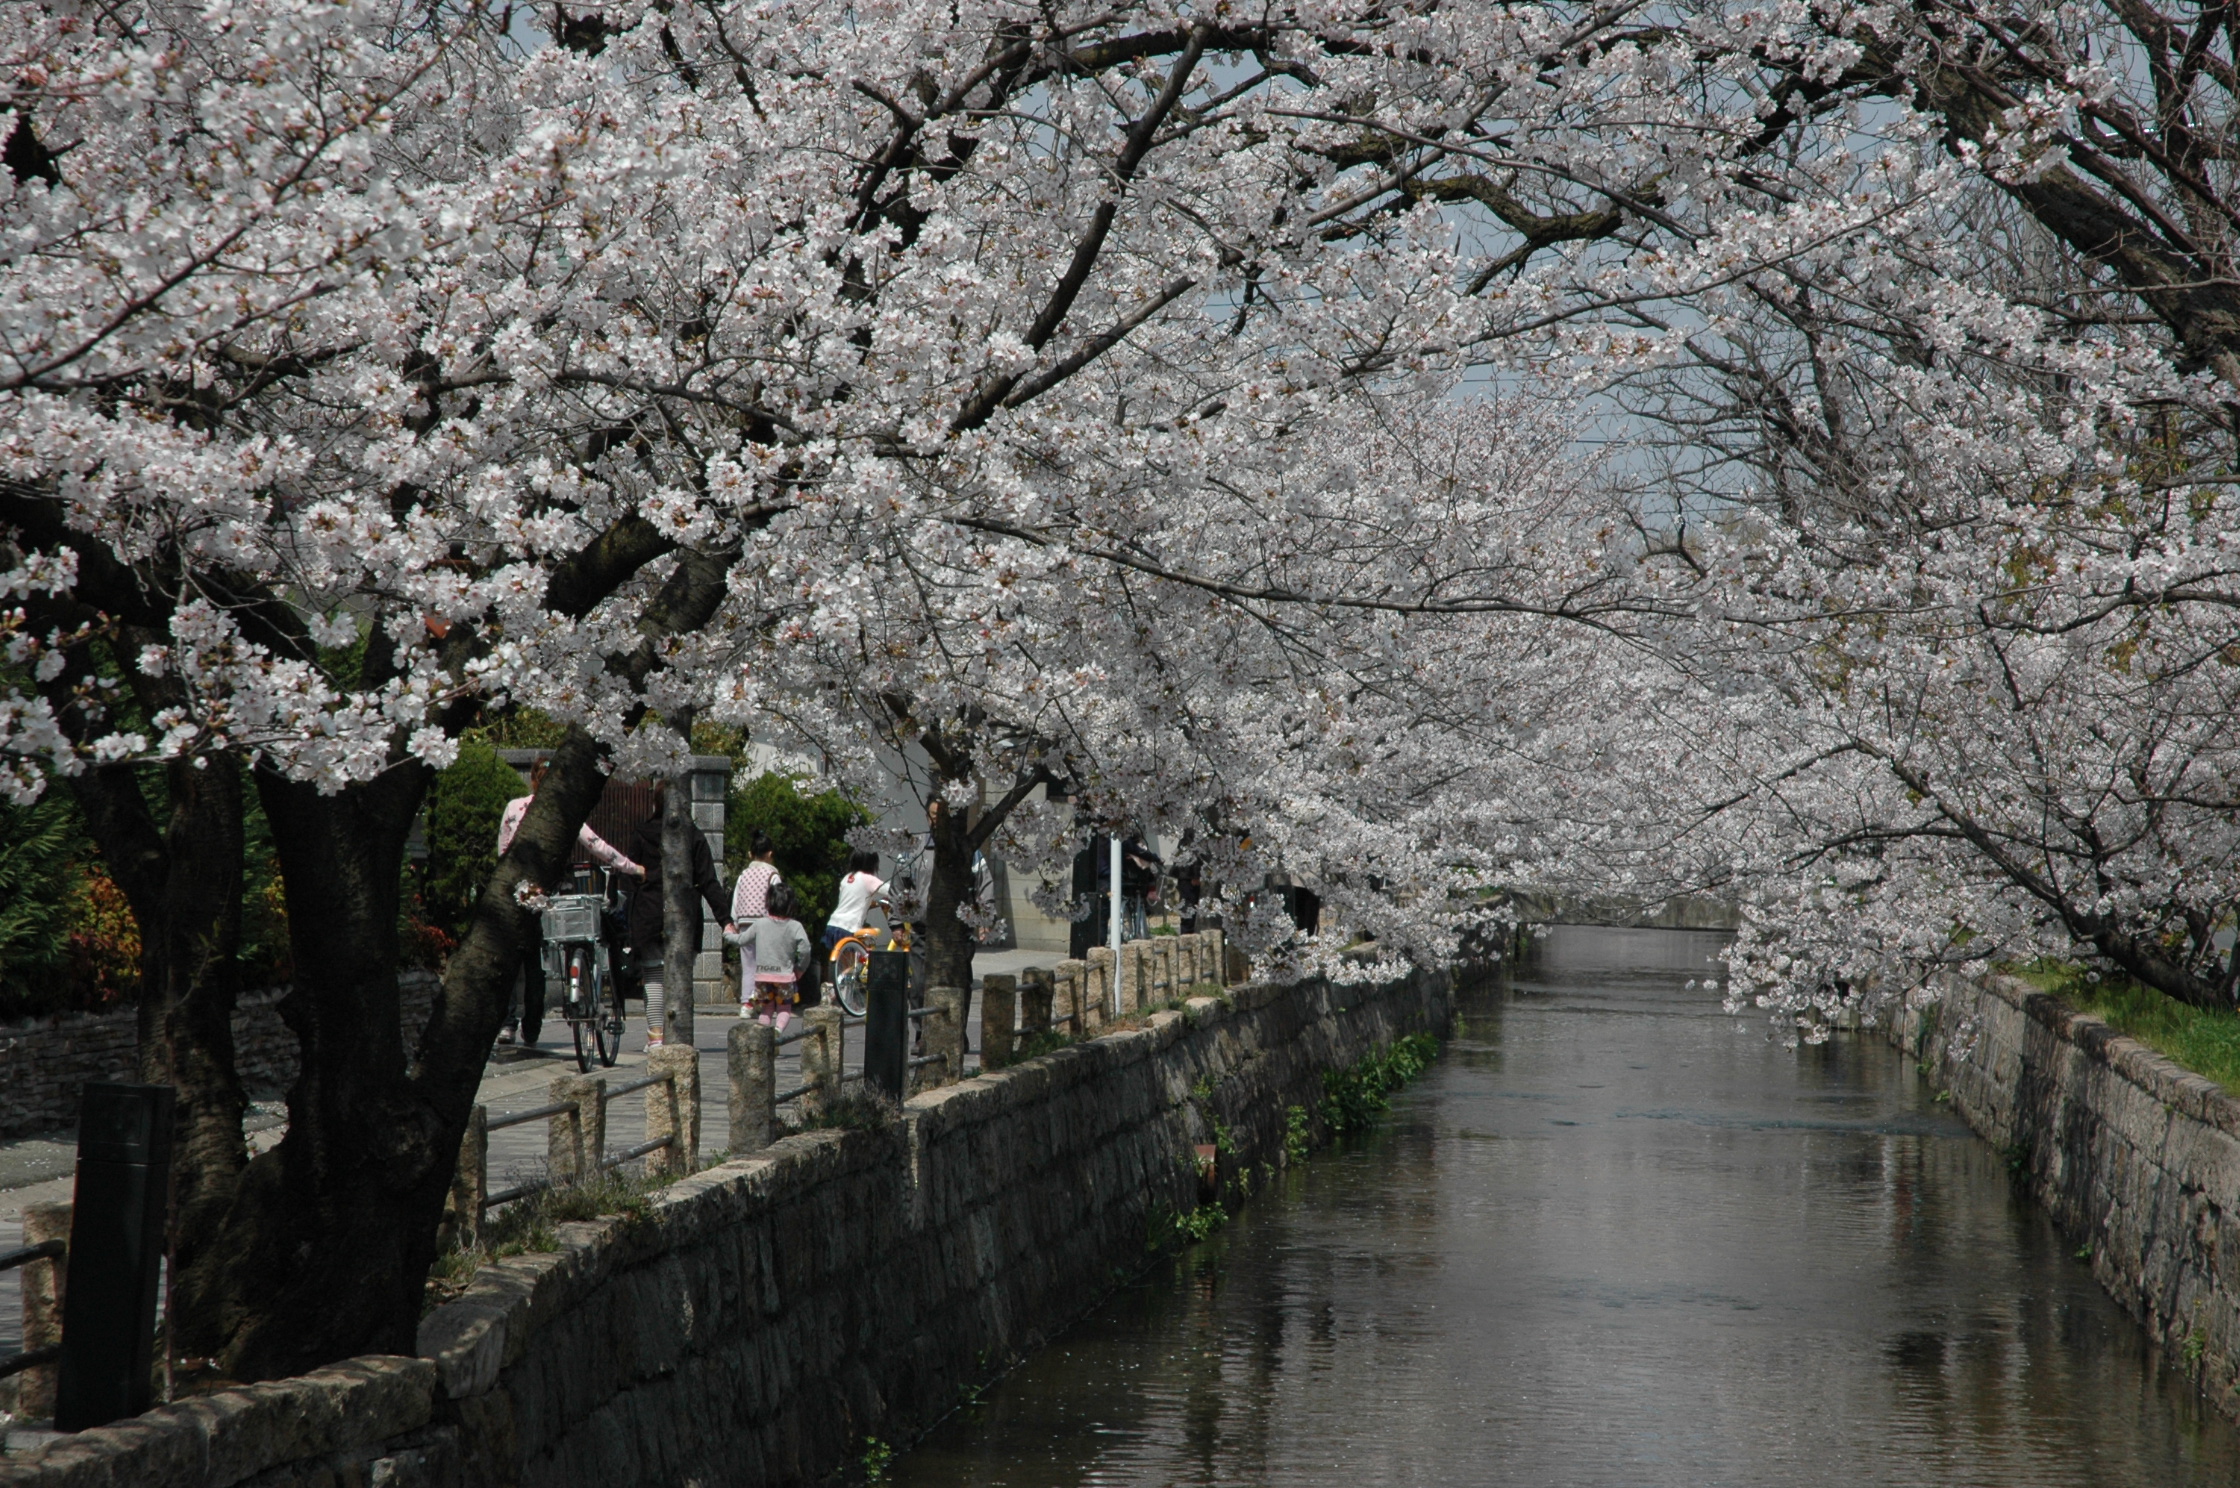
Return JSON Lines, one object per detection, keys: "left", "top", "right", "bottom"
{"left": 828, "top": 916, "right": 913, "bottom": 1017}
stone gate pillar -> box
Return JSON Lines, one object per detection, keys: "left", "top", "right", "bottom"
{"left": 689, "top": 754, "right": 732, "bottom": 1009}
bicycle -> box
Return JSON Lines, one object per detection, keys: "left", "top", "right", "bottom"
{"left": 827, "top": 914, "right": 913, "bottom": 1018}
{"left": 540, "top": 867, "right": 628, "bottom": 1072}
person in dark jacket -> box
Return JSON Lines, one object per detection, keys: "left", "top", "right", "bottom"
{"left": 628, "top": 781, "right": 732, "bottom": 1048}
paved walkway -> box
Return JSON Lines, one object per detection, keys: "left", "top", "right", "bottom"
{"left": 0, "top": 949, "right": 1060, "bottom": 1353}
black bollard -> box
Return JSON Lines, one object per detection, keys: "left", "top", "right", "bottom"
{"left": 55, "top": 1083, "right": 174, "bottom": 1432}
{"left": 863, "top": 950, "right": 910, "bottom": 1101}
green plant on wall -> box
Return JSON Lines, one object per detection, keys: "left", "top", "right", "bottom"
{"left": 1146, "top": 1199, "right": 1229, "bottom": 1253}
{"left": 1318, "top": 1033, "right": 1440, "bottom": 1135}
{"left": 1283, "top": 1104, "right": 1311, "bottom": 1164}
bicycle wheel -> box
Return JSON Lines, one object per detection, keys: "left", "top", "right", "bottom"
{"left": 569, "top": 948, "right": 596, "bottom": 1072}
{"left": 831, "top": 937, "right": 869, "bottom": 1016}
{"left": 599, "top": 971, "right": 623, "bottom": 1067}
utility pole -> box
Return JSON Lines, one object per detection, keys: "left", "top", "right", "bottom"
{"left": 1109, "top": 832, "right": 1123, "bottom": 1019}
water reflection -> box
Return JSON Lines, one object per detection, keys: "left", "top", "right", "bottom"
{"left": 893, "top": 927, "right": 2240, "bottom": 1487}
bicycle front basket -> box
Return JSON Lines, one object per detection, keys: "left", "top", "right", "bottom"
{"left": 541, "top": 894, "right": 603, "bottom": 944}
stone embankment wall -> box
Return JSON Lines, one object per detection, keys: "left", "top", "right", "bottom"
{"left": 3, "top": 965, "right": 1457, "bottom": 1488}
{"left": 1891, "top": 974, "right": 2240, "bottom": 1405}
{"left": 0, "top": 973, "right": 440, "bottom": 1138}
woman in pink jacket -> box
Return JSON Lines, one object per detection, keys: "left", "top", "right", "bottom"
{"left": 497, "top": 759, "right": 642, "bottom": 1047}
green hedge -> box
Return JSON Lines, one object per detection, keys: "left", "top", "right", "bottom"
{"left": 422, "top": 738, "right": 522, "bottom": 940}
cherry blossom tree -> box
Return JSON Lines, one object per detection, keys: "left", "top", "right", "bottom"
{"left": 1541, "top": 1, "right": 2240, "bottom": 1032}
{"left": 0, "top": 0, "right": 1735, "bottom": 1374}
{"left": 18, "top": 0, "right": 2232, "bottom": 1380}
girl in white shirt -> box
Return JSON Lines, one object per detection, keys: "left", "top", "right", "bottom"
{"left": 823, "top": 850, "right": 887, "bottom": 957}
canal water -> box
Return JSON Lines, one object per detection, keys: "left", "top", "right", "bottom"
{"left": 891, "top": 926, "right": 2240, "bottom": 1487}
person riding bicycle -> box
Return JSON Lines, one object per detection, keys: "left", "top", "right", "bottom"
{"left": 823, "top": 849, "right": 888, "bottom": 959}
{"left": 496, "top": 757, "right": 642, "bottom": 1046}
{"left": 627, "top": 781, "right": 734, "bottom": 1048}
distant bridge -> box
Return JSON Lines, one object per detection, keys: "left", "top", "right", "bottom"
{"left": 1499, "top": 889, "right": 1739, "bottom": 932}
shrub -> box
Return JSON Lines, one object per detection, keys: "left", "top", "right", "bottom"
{"left": 58, "top": 863, "right": 142, "bottom": 1013}
{"left": 790, "top": 1090, "right": 900, "bottom": 1134}
{"left": 0, "top": 794, "right": 83, "bottom": 1016}
{"left": 422, "top": 738, "right": 523, "bottom": 940}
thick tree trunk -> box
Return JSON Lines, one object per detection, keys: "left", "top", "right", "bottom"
{"left": 206, "top": 761, "right": 433, "bottom": 1377}
{"left": 2088, "top": 925, "right": 2236, "bottom": 1014}
{"left": 913, "top": 745, "right": 1047, "bottom": 999}
{"left": 200, "top": 728, "right": 614, "bottom": 1380}
{"left": 922, "top": 794, "right": 977, "bottom": 996}
{"left": 66, "top": 754, "right": 249, "bottom": 1362}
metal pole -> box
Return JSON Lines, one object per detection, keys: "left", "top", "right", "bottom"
{"left": 1109, "top": 834, "right": 1123, "bottom": 1018}
{"left": 55, "top": 1083, "right": 174, "bottom": 1432}
{"left": 865, "top": 950, "right": 910, "bottom": 1101}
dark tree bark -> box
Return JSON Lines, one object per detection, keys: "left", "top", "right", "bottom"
{"left": 202, "top": 728, "right": 613, "bottom": 1379}
{"left": 70, "top": 752, "right": 249, "bottom": 1360}
{"left": 911, "top": 723, "right": 1050, "bottom": 997}
{"left": 204, "top": 760, "right": 434, "bottom": 1375}
{"left": 28, "top": 617, "right": 251, "bottom": 1360}
{"left": 921, "top": 790, "right": 978, "bottom": 996}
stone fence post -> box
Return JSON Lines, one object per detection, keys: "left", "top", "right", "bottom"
{"left": 1150, "top": 939, "right": 1174, "bottom": 1003}
{"left": 1119, "top": 942, "right": 1145, "bottom": 1016}
{"left": 441, "top": 1106, "right": 488, "bottom": 1252}
{"left": 549, "top": 1074, "right": 606, "bottom": 1183}
{"left": 17, "top": 1200, "right": 69, "bottom": 1420}
{"left": 1202, "top": 926, "right": 1236, "bottom": 985}
{"left": 1086, "top": 948, "right": 1114, "bottom": 1028}
{"left": 1021, "top": 968, "right": 1054, "bottom": 1039}
{"left": 981, "top": 973, "right": 1017, "bottom": 1072}
{"left": 647, "top": 1043, "right": 700, "bottom": 1175}
{"left": 728, "top": 1021, "right": 775, "bottom": 1154}
{"left": 687, "top": 755, "right": 733, "bottom": 1009}
{"left": 802, "top": 1005, "right": 845, "bottom": 1119}
{"left": 1055, "top": 961, "right": 1084, "bottom": 1032}
{"left": 1174, "top": 933, "right": 1201, "bottom": 987}
{"left": 924, "top": 985, "right": 966, "bottom": 1087}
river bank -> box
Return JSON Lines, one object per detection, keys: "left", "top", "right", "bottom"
{"left": 0, "top": 964, "right": 1456, "bottom": 1488}
{"left": 1892, "top": 970, "right": 2240, "bottom": 1416}
{"left": 887, "top": 928, "right": 2240, "bottom": 1487}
